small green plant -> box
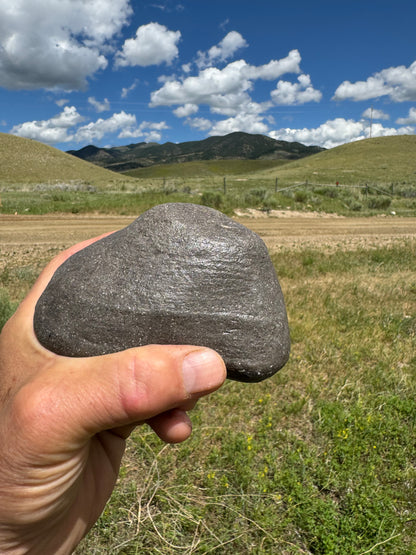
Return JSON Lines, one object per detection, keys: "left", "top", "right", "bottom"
{"left": 200, "top": 191, "right": 224, "bottom": 209}
{"left": 261, "top": 195, "right": 280, "bottom": 210}
{"left": 294, "top": 189, "right": 308, "bottom": 203}
{"left": 248, "top": 187, "right": 267, "bottom": 201}
{"left": 344, "top": 198, "right": 363, "bottom": 211}
{"left": 366, "top": 195, "right": 392, "bottom": 209}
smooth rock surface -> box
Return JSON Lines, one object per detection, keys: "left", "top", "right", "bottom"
{"left": 34, "top": 203, "right": 290, "bottom": 382}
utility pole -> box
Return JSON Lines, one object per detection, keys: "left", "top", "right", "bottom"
{"left": 369, "top": 106, "right": 373, "bottom": 139}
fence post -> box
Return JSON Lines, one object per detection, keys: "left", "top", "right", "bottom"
{"left": 275, "top": 177, "right": 279, "bottom": 193}
{"left": 223, "top": 176, "right": 227, "bottom": 195}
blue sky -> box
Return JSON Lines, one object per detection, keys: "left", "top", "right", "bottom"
{"left": 1, "top": 0, "right": 416, "bottom": 151}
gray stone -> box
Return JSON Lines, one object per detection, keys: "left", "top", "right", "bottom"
{"left": 34, "top": 203, "right": 290, "bottom": 382}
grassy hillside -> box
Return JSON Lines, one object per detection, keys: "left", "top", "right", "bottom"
{"left": 0, "top": 133, "right": 133, "bottom": 189}
{"left": 261, "top": 135, "right": 416, "bottom": 186}
{"left": 124, "top": 159, "right": 289, "bottom": 178}
{"left": 3, "top": 133, "right": 415, "bottom": 190}
{"left": 124, "top": 135, "right": 416, "bottom": 188}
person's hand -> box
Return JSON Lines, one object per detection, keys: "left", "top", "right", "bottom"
{"left": 0, "top": 236, "right": 226, "bottom": 555}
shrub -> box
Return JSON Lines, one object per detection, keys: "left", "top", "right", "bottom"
{"left": 345, "top": 198, "right": 363, "bottom": 211}
{"left": 262, "top": 196, "right": 280, "bottom": 211}
{"left": 350, "top": 201, "right": 363, "bottom": 212}
{"left": 201, "top": 191, "right": 224, "bottom": 209}
{"left": 316, "top": 187, "right": 339, "bottom": 198}
{"left": 294, "top": 190, "right": 308, "bottom": 203}
{"left": 366, "top": 196, "right": 392, "bottom": 209}
{"left": 248, "top": 188, "right": 267, "bottom": 201}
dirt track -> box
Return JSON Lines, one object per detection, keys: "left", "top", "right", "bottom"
{"left": 1, "top": 213, "right": 415, "bottom": 272}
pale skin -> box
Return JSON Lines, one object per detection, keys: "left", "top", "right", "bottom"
{"left": 0, "top": 236, "right": 226, "bottom": 554}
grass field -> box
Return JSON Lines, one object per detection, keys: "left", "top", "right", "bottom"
{"left": 1, "top": 181, "right": 415, "bottom": 218}
{"left": 1, "top": 223, "right": 415, "bottom": 554}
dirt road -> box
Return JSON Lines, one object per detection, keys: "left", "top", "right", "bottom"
{"left": 1, "top": 213, "right": 415, "bottom": 272}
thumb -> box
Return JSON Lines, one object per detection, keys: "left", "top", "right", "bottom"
{"left": 12, "top": 345, "right": 226, "bottom": 451}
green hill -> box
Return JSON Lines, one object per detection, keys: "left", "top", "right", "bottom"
{"left": 120, "top": 135, "right": 416, "bottom": 187}
{"left": 68, "top": 132, "right": 324, "bottom": 172}
{"left": 2, "top": 133, "right": 416, "bottom": 195}
{"left": 261, "top": 135, "right": 416, "bottom": 186}
{"left": 124, "top": 158, "right": 290, "bottom": 178}
{"left": 0, "top": 133, "right": 133, "bottom": 188}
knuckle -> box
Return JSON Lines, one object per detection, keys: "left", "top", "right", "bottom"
{"left": 117, "top": 348, "right": 184, "bottom": 419}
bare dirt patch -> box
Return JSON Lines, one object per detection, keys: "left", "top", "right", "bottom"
{"left": 234, "top": 208, "right": 344, "bottom": 219}
{"left": 235, "top": 213, "right": 416, "bottom": 252}
{"left": 1, "top": 213, "right": 415, "bottom": 275}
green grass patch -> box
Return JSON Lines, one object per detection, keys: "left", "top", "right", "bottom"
{"left": 0, "top": 190, "right": 197, "bottom": 215}
{"left": 2, "top": 183, "right": 414, "bottom": 217}
{"left": 124, "top": 159, "right": 290, "bottom": 179}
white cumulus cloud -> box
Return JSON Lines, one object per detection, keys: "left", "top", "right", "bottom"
{"left": 0, "top": 0, "right": 132, "bottom": 90}
{"left": 245, "top": 50, "right": 301, "bottom": 80}
{"left": 115, "top": 22, "right": 181, "bottom": 67}
{"left": 150, "top": 60, "right": 252, "bottom": 107}
{"left": 10, "top": 106, "right": 169, "bottom": 145}
{"left": 11, "top": 106, "right": 84, "bottom": 143}
{"left": 55, "top": 98, "right": 69, "bottom": 107}
{"left": 271, "top": 74, "right": 322, "bottom": 105}
{"left": 150, "top": 49, "right": 304, "bottom": 138}
{"left": 121, "top": 79, "right": 138, "bottom": 98}
{"left": 333, "top": 60, "right": 416, "bottom": 102}
{"left": 396, "top": 107, "right": 416, "bottom": 124}
{"left": 75, "top": 112, "right": 141, "bottom": 142}
{"left": 209, "top": 113, "right": 269, "bottom": 137}
{"left": 88, "top": 97, "right": 111, "bottom": 112}
{"left": 362, "top": 107, "right": 390, "bottom": 120}
{"left": 196, "top": 31, "right": 248, "bottom": 68}
{"left": 185, "top": 117, "right": 212, "bottom": 131}
{"left": 150, "top": 50, "right": 301, "bottom": 110}
{"left": 269, "top": 117, "right": 414, "bottom": 149}
{"left": 173, "top": 103, "right": 199, "bottom": 117}
{"left": 118, "top": 120, "right": 169, "bottom": 142}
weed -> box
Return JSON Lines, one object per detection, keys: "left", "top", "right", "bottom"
{"left": 294, "top": 190, "right": 308, "bottom": 203}
{"left": 366, "top": 196, "right": 392, "bottom": 209}
{"left": 201, "top": 191, "right": 224, "bottom": 210}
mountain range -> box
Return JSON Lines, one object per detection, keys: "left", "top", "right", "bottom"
{"left": 67, "top": 132, "right": 325, "bottom": 173}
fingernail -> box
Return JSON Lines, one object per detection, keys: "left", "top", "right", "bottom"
{"left": 182, "top": 349, "right": 226, "bottom": 395}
